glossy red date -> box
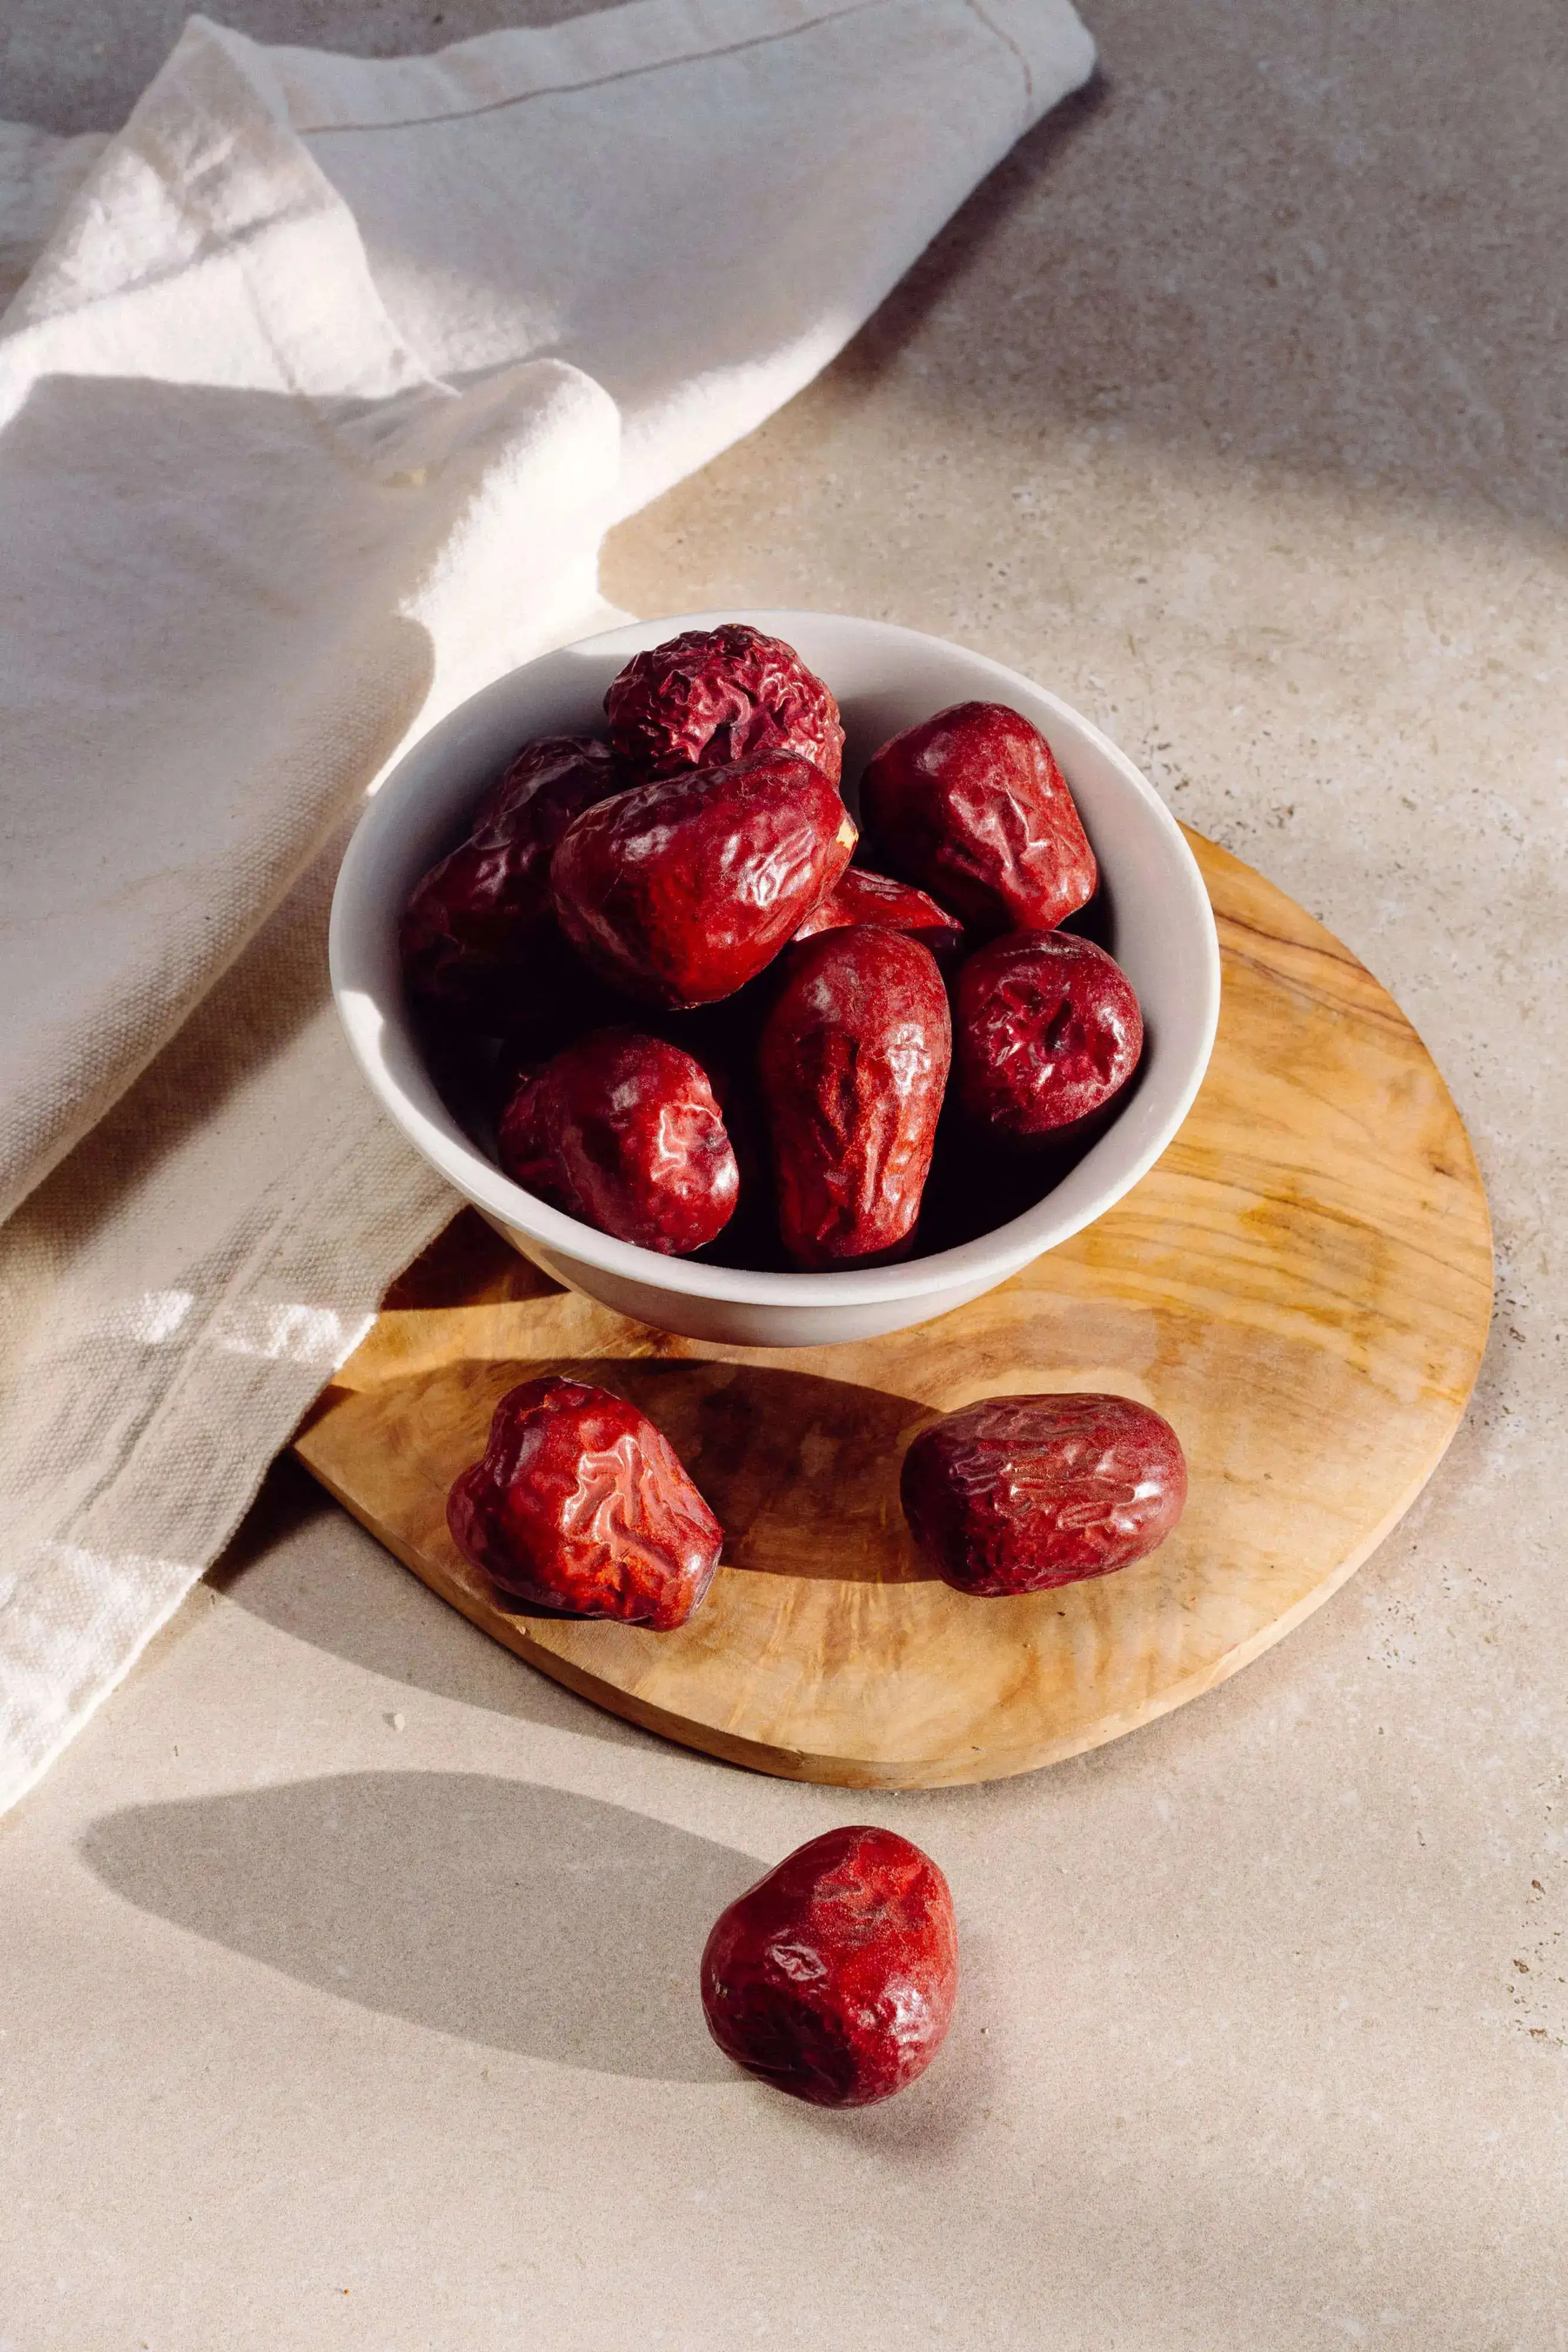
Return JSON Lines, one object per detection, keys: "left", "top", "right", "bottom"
{"left": 498, "top": 1028, "right": 738, "bottom": 1255}
{"left": 862, "top": 701, "right": 1096, "bottom": 934}
{"left": 606, "top": 624, "right": 844, "bottom": 786}
{"left": 701, "top": 1826, "right": 958, "bottom": 2106}
{"left": 791, "top": 866, "right": 965, "bottom": 965}
{"left": 470, "top": 733, "right": 621, "bottom": 843}
{"left": 447, "top": 1374, "right": 723, "bottom": 1628}
{"left": 900, "top": 1391, "right": 1187, "bottom": 1595}
{"left": 400, "top": 735, "right": 620, "bottom": 1015}
{"left": 551, "top": 751, "right": 856, "bottom": 1008}
{"left": 758, "top": 928, "right": 951, "bottom": 1267}
{"left": 954, "top": 928, "right": 1142, "bottom": 1141}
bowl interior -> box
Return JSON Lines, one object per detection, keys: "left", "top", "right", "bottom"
{"left": 330, "top": 611, "right": 1219, "bottom": 1305}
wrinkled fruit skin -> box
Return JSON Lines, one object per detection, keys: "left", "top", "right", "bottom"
{"left": 701, "top": 1826, "right": 958, "bottom": 2106}
{"left": 498, "top": 1028, "right": 739, "bottom": 1255}
{"left": 553, "top": 751, "right": 856, "bottom": 1008}
{"left": 607, "top": 624, "right": 845, "bottom": 786}
{"left": 447, "top": 1375, "right": 723, "bottom": 1628}
{"left": 955, "top": 929, "right": 1143, "bottom": 1141}
{"left": 862, "top": 701, "right": 1097, "bottom": 935}
{"left": 400, "top": 736, "right": 621, "bottom": 1014}
{"left": 470, "top": 733, "right": 621, "bottom": 844}
{"left": 901, "top": 1392, "right": 1187, "bottom": 1595}
{"left": 792, "top": 866, "right": 966, "bottom": 967}
{"left": 758, "top": 928, "right": 951, "bottom": 1268}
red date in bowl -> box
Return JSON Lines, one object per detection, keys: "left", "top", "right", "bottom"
{"left": 400, "top": 735, "right": 621, "bottom": 1015}
{"left": 701, "top": 1826, "right": 958, "bottom": 2106}
{"left": 900, "top": 1391, "right": 1188, "bottom": 1595}
{"left": 447, "top": 1374, "right": 723, "bottom": 1628}
{"left": 552, "top": 750, "right": 856, "bottom": 1008}
{"left": 759, "top": 928, "right": 952, "bottom": 1268}
{"left": 606, "top": 622, "right": 845, "bottom": 786}
{"left": 499, "top": 1028, "right": 738, "bottom": 1256}
{"left": 792, "top": 866, "right": 965, "bottom": 966}
{"left": 955, "top": 928, "right": 1144, "bottom": 1142}
{"left": 862, "top": 700, "right": 1097, "bottom": 936}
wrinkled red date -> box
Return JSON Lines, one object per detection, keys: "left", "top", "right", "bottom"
{"left": 792, "top": 866, "right": 966, "bottom": 965}
{"left": 447, "top": 1374, "right": 723, "bottom": 1628}
{"left": 862, "top": 701, "right": 1096, "bottom": 934}
{"left": 552, "top": 751, "right": 856, "bottom": 1008}
{"left": 606, "top": 624, "right": 845, "bottom": 786}
{"left": 400, "top": 735, "right": 620, "bottom": 1013}
{"left": 758, "top": 928, "right": 951, "bottom": 1268}
{"left": 955, "top": 928, "right": 1143, "bottom": 1141}
{"left": 701, "top": 1826, "right": 958, "bottom": 2106}
{"left": 498, "top": 1028, "right": 738, "bottom": 1255}
{"left": 901, "top": 1392, "right": 1187, "bottom": 1595}
{"left": 470, "top": 734, "right": 621, "bottom": 843}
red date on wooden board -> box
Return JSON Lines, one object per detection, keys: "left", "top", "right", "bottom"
{"left": 900, "top": 1392, "right": 1187, "bottom": 1595}
{"left": 792, "top": 866, "right": 966, "bottom": 965}
{"left": 701, "top": 1826, "right": 958, "bottom": 2106}
{"left": 606, "top": 623, "right": 845, "bottom": 786}
{"left": 447, "top": 1375, "right": 723, "bottom": 1629}
{"left": 862, "top": 701, "right": 1096, "bottom": 935}
{"left": 758, "top": 928, "right": 952, "bottom": 1268}
{"left": 552, "top": 751, "right": 857, "bottom": 1008}
{"left": 499, "top": 1028, "right": 738, "bottom": 1255}
{"left": 955, "top": 928, "right": 1144, "bottom": 1142}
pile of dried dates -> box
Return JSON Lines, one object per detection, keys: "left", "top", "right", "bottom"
{"left": 430, "top": 629, "right": 1193, "bottom": 2107}
{"left": 402, "top": 623, "right": 1146, "bottom": 1268}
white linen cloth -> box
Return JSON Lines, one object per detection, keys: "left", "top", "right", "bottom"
{"left": 0, "top": 0, "right": 1094, "bottom": 1815}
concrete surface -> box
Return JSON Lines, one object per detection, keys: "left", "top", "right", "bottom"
{"left": 3, "top": 0, "right": 1567, "bottom": 2346}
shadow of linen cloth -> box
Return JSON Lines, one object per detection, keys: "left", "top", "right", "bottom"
{"left": 0, "top": 1, "right": 1095, "bottom": 1813}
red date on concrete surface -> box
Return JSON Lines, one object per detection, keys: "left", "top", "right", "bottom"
{"left": 700, "top": 1826, "right": 958, "bottom": 2106}
{"left": 497, "top": 1028, "right": 739, "bottom": 1255}
{"left": 447, "top": 1375, "right": 723, "bottom": 1628}
{"left": 758, "top": 928, "right": 951, "bottom": 1268}
{"left": 606, "top": 624, "right": 845, "bottom": 786}
{"left": 791, "top": 866, "right": 965, "bottom": 965}
{"left": 955, "top": 928, "right": 1143, "bottom": 1141}
{"left": 552, "top": 751, "right": 856, "bottom": 1008}
{"left": 400, "top": 736, "right": 621, "bottom": 1013}
{"left": 901, "top": 1392, "right": 1187, "bottom": 1596}
{"left": 861, "top": 701, "right": 1096, "bottom": 934}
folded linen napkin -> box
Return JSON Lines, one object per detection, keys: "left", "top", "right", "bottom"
{"left": 0, "top": 0, "right": 1094, "bottom": 1813}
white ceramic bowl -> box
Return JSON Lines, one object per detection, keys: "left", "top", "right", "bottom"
{"left": 330, "top": 611, "right": 1219, "bottom": 1347}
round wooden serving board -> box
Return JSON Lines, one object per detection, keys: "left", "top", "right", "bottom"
{"left": 295, "top": 831, "right": 1493, "bottom": 1788}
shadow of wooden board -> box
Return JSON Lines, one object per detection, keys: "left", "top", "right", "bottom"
{"left": 295, "top": 831, "right": 1493, "bottom": 1788}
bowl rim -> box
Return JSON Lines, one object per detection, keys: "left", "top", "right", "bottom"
{"left": 330, "top": 609, "right": 1221, "bottom": 1307}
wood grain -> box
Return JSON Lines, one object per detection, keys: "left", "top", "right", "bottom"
{"left": 295, "top": 831, "right": 1493, "bottom": 1787}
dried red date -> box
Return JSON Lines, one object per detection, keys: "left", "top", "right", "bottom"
{"left": 862, "top": 701, "right": 1096, "bottom": 934}
{"left": 758, "top": 928, "right": 951, "bottom": 1267}
{"left": 701, "top": 1826, "right": 958, "bottom": 2106}
{"left": 901, "top": 1392, "right": 1187, "bottom": 1595}
{"left": 552, "top": 751, "right": 856, "bottom": 1008}
{"left": 606, "top": 624, "right": 844, "bottom": 786}
{"left": 955, "top": 930, "right": 1142, "bottom": 1142}
{"left": 498, "top": 1028, "right": 738, "bottom": 1255}
{"left": 470, "top": 733, "right": 620, "bottom": 843}
{"left": 400, "top": 736, "right": 621, "bottom": 1015}
{"left": 447, "top": 1375, "right": 723, "bottom": 1628}
{"left": 792, "top": 867, "right": 965, "bottom": 966}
